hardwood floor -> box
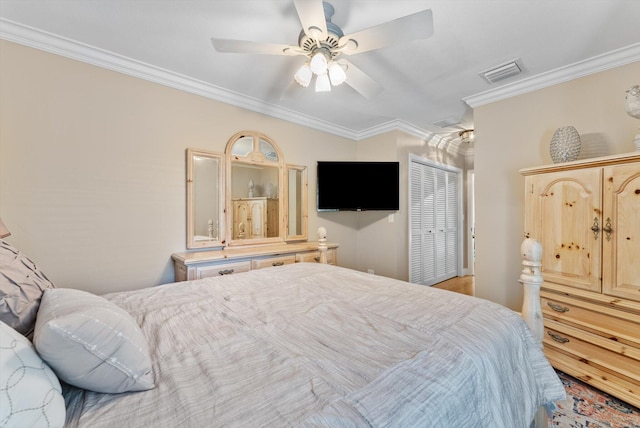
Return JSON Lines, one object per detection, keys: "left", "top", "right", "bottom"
{"left": 432, "top": 275, "right": 475, "bottom": 296}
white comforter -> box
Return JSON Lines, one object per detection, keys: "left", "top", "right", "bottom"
{"left": 64, "top": 263, "right": 565, "bottom": 427}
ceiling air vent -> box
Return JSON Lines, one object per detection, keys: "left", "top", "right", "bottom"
{"left": 480, "top": 59, "right": 522, "bottom": 84}
{"left": 433, "top": 117, "right": 461, "bottom": 128}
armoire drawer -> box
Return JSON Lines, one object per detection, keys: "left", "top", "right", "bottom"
{"left": 543, "top": 346, "right": 640, "bottom": 409}
{"left": 541, "top": 294, "right": 640, "bottom": 349}
{"left": 543, "top": 318, "right": 640, "bottom": 362}
{"left": 543, "top": 326, "right": 640, "bottom": 385}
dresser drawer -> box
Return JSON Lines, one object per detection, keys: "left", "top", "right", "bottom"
{"left": 541, "top": 293, "right": 640, "bottom": 349}
{"left": 196, "top": 261, "right": 251, "bottom": 279}
{"left": 543, "top": 318, "right": 640, "bottom": 362}
{"left": 543, "top": 325, "right": 640, "bottom": 385}
{"left": 543, "top": 346, "right": 640, "bottom": 409}
{"left": 251, "top": 255, "right": 296, "bottom": 269}
{"left": 295, "top": 249, "right": 336, "bottom": 265}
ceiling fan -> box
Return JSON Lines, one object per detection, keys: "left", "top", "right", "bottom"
{"left": 211, "top": 0, "right": 433, "bottom": 98}
{"left": 433, "top": 126, "right": 475, "bottom": 144}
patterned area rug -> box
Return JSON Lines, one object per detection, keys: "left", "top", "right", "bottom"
{"left": 549, "top": 371, "right": 640, "bottom": 427}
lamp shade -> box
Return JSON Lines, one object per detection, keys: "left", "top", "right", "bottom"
{"left": 294, "top": 63, "right": 312, "bottom": 87}
{"left": 315, "top": 73, "right": 331, "bottom": 92}
{"left": 0, "top": 217, "right": 10, "bottom": 238}
{"left": 328, "top": 62, "right": 346, "bottom": 86}
{"left": 310, "top": 52, "right": 328, "bottom": 75}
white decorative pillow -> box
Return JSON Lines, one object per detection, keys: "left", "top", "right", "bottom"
{"left": 0, "top": 320, "right": 66, "bottom": 427}
{"left": 34, "top": 288, "right": 154, "bottom": 394}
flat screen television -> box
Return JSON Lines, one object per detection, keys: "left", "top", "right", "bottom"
{"left": 317, "top": 161, "right": 400, "bottom": 211}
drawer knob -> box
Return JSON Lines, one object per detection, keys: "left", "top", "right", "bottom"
{"left": 547, "top": 331, "right": 570, "bottom": 344}
{"left": 547, "top": 302, "right": 569, "bottom": 313}
{"left": 314, "top": 256, "right": 320, "bottom": 262}
{"left": 272, "top": 261, "right": 284, "bottom": 267}
{"left": 218, "top": 268, "right": 235, "bottom": 275}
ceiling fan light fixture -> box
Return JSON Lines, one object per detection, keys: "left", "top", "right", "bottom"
{"left": 328, "top": 62, "right": 346, "bottom": 86}
{"left": 294, "top": 63, "right": 312, "bottom": 87}
{"left": 310, "top": 51, "right": 328, "bottom": 75}
{"left": 315, "top": 73, "right": 331, "bottom": 92}
{"left": 459, "top": 129, "right": 475, "bottom": 144}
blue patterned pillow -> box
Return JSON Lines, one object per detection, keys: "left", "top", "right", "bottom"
{"left": 0, "top": 320, "right": 65, "bottom": 427}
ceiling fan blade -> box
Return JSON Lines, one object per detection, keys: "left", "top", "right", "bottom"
{"left": 293, "top": 0, "right": 328, "bottom": 40}
{"left": 341, "top": 59, "right": 383, "bottom": 99}
{"left": 339, "top": 9, "right": 433, "bottom": 55}
{"left": 211, "top": 38, "right": 304, "bottom": 56}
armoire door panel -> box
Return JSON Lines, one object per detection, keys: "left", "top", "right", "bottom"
{"left": 531, "top": 169, "right": 602, "bottom": 292}
{"left": 249, "top": 201, "right": 264, "bottom": 239}
{"left": 603, "top": 164, "right": 640, "bottom": 302}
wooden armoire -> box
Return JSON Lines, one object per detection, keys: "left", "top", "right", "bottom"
{"left": 520, "top": 152, "right": 640, "bottom": 407}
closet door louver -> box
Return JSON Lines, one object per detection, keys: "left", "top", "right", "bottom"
{"left": 410, "top": 158, "right": 460, "bottom": 286}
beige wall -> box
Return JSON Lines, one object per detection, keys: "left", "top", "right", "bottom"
{"left": 354, "top": 131, "right": 470, "bottom": 281}
{"left": 474, "top": 61, "right": 640, "bottom": 310}
{"left": 0, "top": 40, "right": 361, "bottom": 294}
{"left": 5, "top": 36, "right": 564, "bottom": 305}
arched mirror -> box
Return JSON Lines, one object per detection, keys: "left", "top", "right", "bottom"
{"left": 225, "top": 131, "right": 284, "bottom": 246}
{"left": 186, "top": 149, "right": 224, "bottom": 249}
{"left": 285, "top": 164, "right": 308, "bottom": 241}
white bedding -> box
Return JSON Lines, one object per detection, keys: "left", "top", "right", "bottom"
{"left": 63, "top": 263, "right": 564, "bottom": 427}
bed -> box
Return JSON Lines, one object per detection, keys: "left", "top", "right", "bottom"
{"left": 0, "top": 238, "right": 565, "bottom": 428}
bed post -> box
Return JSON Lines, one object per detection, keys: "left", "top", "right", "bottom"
{"left": 519, "top": 238, "right": 544, "bottom": 346}
{"left": 317, "top": 226, "right": 328, "bottom": 264}
{"left": 520, "top": 238, "right": 549, "bottom": 428}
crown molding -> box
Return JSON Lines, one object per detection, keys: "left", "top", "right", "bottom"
{"left": 353, "top": 120, "right": 431, "bottom": 140}
{"left": 3, "top": 17, "right": 630, "bottom": 158}
{"left": 0, "top": 18, "right": 360, "bottom": 140}
{"left": 0, "top": 19, "right": 443, "bottom": 145}
{"left": 463, "top": 43, "right": 640, "bottom": 108}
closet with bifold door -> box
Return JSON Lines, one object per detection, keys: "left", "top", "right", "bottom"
{"left": 409, "top": 155, "right": 463, "bottom": 286}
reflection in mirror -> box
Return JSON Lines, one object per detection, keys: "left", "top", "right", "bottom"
{"left": 286, "top": 165, "right": 308, "bottom": 241}
{"left": 231, "top": 136, "right": 253, "bottom": 157}
{"left": 186, "top": 149, "right": 224, "bottom": 249}
{"left": 226, "top": 131, "right": 284, "bottom": 246}
{"left": 230, "top": 163, "right": 279, "bottom": 240}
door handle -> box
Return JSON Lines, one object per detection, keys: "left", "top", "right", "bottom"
{"left": 591, "top": 217, "right": 600, "bottom": 240}
{"left": 603, "top": 217, "right": 613, "bottom": 241}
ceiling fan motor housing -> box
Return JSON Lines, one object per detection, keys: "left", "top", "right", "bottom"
{"left": 297, "top": 1, "right": 344, "bottom": 59}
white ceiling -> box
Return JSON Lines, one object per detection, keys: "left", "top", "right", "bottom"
{"left": 1, "top": 1, "right": 639, "bottom": 143}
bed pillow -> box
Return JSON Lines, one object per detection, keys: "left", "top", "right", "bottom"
{"left": 0, "top": 240, "right": 56, "bottom": 338}
{"left": 0, "top": 320, "right": 66, "bottom": 427}
{"left": 34, "top": 288, "right": 155, "bottom": 394}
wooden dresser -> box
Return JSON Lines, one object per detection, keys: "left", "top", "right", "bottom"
{"left": 172, "top": 241, "right": 338, "bottom": 282}
{"left": 520, "top": 152, "right": 640, "bottom": 407}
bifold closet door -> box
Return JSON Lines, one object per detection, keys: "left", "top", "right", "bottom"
{"left": 409, "top": 158, "right": 461, "bottom": 286}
